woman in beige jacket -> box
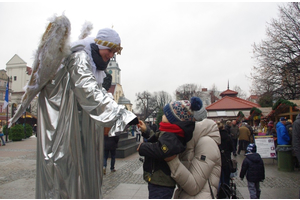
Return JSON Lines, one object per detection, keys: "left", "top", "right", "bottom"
{"left": 166, "top": 119, "right": 221, "bottom": 198}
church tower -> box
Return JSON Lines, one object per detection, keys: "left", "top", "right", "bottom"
{"left": 106, "top": 55, "right": 132, "bottom": 111}
{"left": 107, "top": 55, "right": 121, "bottom": 84}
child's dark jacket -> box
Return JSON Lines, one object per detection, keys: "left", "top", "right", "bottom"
{"left": 138, "top": 121, "right": 195, "bottom": 187}
{"left": 240, "top": 153, "right": 265, "bottom": 182}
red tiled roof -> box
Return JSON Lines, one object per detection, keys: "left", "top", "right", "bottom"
{"left": 206, "top": 96, "right": 260, "bottom": 111}
{"left": 249, "top": 95, "right": 259, "bottom": 100}
{"left": 220, "top": 89, "right": 238, "bottom": 97}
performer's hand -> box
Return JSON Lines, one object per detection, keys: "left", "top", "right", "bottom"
{"left": 128, "top": 117, "right": 139, "bottom": 125}
{"left": 138, "top": 120, "right": 147, "bottom": 132}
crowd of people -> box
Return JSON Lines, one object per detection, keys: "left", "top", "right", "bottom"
{"left": 10, "top": 15, "right": 299, "bottom": 199}
{"left": 134, "top": 100, "right": 291, "bottom": 199}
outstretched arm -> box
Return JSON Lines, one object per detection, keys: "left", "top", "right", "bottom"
{"left": 66, "top": 52, "right": 137, "bottom": 134}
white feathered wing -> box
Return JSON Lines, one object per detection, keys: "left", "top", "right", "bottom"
{"left": 9, "top": 15, "right": 71, "bottom": 127}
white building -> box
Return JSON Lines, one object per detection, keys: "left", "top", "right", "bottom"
{"left": 4, "top": 54, "right": 37, "bottom": 125}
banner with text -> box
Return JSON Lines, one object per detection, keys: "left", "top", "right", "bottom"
{"left": 254, "top": 135, "right": 277, "bottom": 158}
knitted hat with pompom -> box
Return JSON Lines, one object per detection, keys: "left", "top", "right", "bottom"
{"left": 163, "top": 100, "right": 194, "bottom": 124}
{"left": 163, "top": 97, "right": 206, "bottom": 123}
{"left": 190, "top": 97, "right": 207, "bottom": 121}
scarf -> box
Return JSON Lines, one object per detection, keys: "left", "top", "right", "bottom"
{"left": 90, "top": 43, "right": 109, "bottom": 70}
{"left": 159, "top": 122, "right": 185, "bottom": 138}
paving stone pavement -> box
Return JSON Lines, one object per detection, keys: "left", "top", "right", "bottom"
{"left": 0, "top": 136, "right": 300, "bottom": 199}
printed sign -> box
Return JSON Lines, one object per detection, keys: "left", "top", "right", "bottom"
{"left": 254, "top": 135, "right": 277, "bottom": 158}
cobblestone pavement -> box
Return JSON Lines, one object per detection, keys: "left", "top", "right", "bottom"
{"left": 1, "top": 136, "right": 300, "bottom": 199}
{"left": 102, "top": 159, "right": 145, "bottom": 197}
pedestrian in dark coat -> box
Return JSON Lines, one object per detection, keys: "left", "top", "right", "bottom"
{"left": 151, "top": 122, "right": 158, "bottom": 132}
{"left": 292, "top": 114, "right": 300, "bottom": 198}
{"left": 293, "top": 114, "right": 300, "bottom": 166}
{"left": 103, "top": 131, "right": 119, "bottom": 174}
{"left": 230, "top": 120, "right": 239, "bottom": 156}
{"left": 286, "top": 119, "right": 293, "bottom": 144}
{"left": 225, "top": 120, "right": 231, "bottom": 134}
{"left": 240, "top": 144, "right": 265, "bottom": 199}
{"left": 217, "top": 121, "right": 234, "bottom": 186}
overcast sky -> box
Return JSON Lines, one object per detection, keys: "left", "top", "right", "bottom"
{"left": 0, "top": 1, "right": 285, "bottom": 109}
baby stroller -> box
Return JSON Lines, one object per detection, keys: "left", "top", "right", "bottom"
{"left": 217, "top": 160, "right": 238, "bottom": 199}
{"left": 217, "top": 178, "right": 238, "bottom": 199}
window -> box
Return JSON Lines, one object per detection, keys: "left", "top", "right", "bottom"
{"left": 216, "top": 111, "right": 226, "bottom": 116}
{"left": 14, "top": 76, "right": 17, "bottom": 81}
{"left": 0, "top": 92, "right": 3, "bottom": 100}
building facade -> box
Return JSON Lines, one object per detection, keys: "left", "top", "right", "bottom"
{"left": 3, "top": 54, "right": 37, "bottom": 125}
{"left": 206, "top": 88, "right": 260, "bottom": 122}
{"left": 106, "top": 55, "right": 133, "bottom": 111}
{"left": 0, "top": 70, "right": 12, "bottom": 125}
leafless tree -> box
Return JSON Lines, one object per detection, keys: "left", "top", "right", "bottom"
{"left": 233, "top": 85, "right": 247, "bottom": 99}
{"left": 153, "top": 91, "right": 173, "bottom": 109}
{"left": 251, "top": 2, "right": 300, "bottom": 100}
{"left": 209, "top": 84, "right": 220, "bottom": 103}
{"left": 175, "top": 83, "right": 202, "bottom": 100}
{"left": 135, "top": 91, "right": 157, "bottom": 120}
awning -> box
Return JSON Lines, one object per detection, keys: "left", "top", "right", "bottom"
{"left": 20, "top": 111, "right": 37, "bottom": 119}
{"left": 0, "top": 113, "right": 10, "bottom": 121}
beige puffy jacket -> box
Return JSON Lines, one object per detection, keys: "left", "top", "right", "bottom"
{"left": 167, "top": 119, "right": 221, "bottom": 199}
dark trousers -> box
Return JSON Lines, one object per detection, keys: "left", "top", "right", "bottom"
{"left": 136, "top": 133, "right": 141, "bottom": 142}
{"left": 104, "top": 149, "right": 116, "bottom": 170}
{"left": 232, "top": 138, "right": 238, "bottom": 154}
{"left": 148, "top": 182, "right": 174, "bottom": 199}
{"left": 238, "top": 140, "right": 250, "bottom": 154}
{"left": 0, "top": 134, "right": 5, "bottom": 145}
{"left": 220, "top": 166, "right": 231, "bottom": 186}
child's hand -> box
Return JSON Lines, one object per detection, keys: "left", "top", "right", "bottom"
{"left": 138, "top": 120, "right": 147, "bottom": 132}
{"left": 164, "top": 155, "right": 177, "bottom": 162}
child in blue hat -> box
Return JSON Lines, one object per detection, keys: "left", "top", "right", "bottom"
{"left": 240, "top": 143, "right": 265, "bottom": 199}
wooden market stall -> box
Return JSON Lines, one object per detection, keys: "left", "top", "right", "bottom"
{"left": 266, "top": 99, "right": 300, "bottom": 122}
{"left": 238, "top": 107, "right": 272, "bottom": 126}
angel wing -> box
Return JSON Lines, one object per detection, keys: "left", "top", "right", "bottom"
{"left": 9, "top": 15, "right": 71, "bottom": 127}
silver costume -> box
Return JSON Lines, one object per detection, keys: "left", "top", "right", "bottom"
{"left": 35, "top": 49, "right": 136, "bottom": 198}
